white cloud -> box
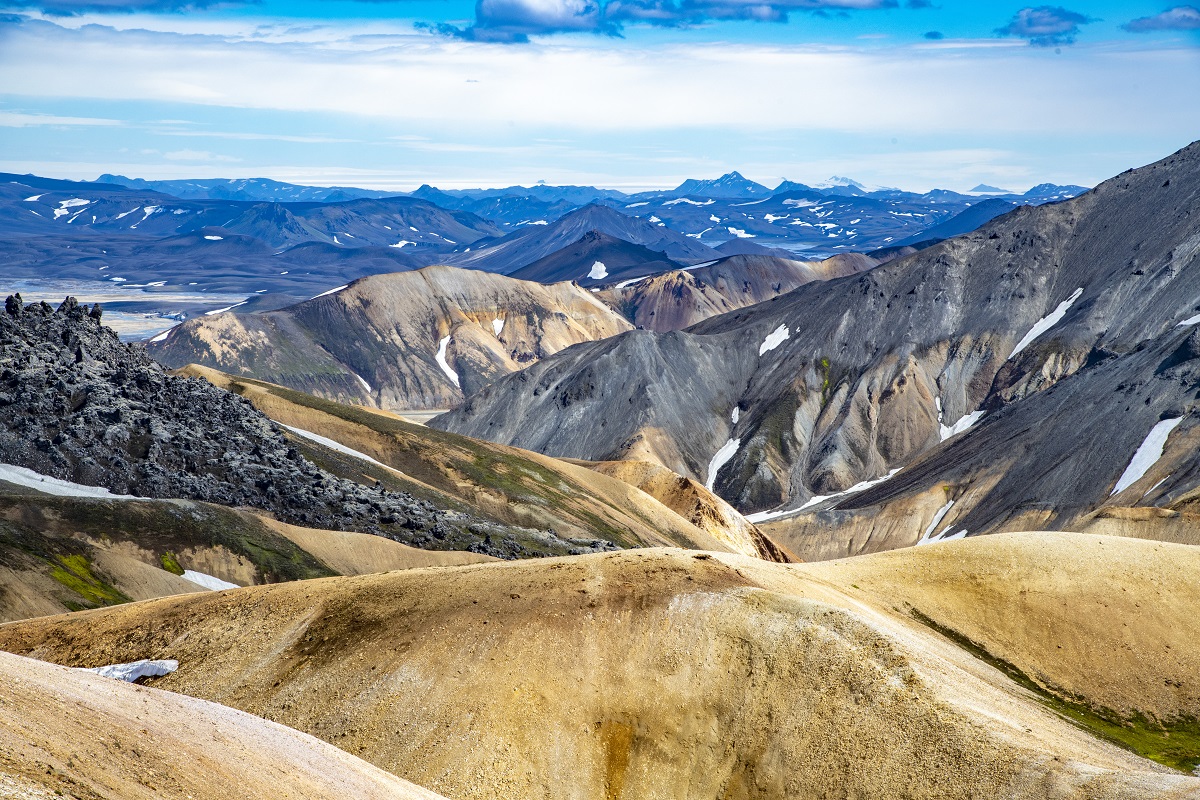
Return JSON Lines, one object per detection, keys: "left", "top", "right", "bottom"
{"left": 3, "top": 21, "right": 1198, "bottom": 141}
{"left": 162, "top": 148, "right": 241, "bottom": 162}
{"left": 0, "top": 110, "right": 123, "bottom": 127}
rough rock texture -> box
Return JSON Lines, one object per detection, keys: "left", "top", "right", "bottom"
{"left": 3, "top": 539, "right": 1198, "bottom": 799}
{"left": 0, "top": 295, "right": 608, "bottom": 559}
{"left": 150, "top": 266, "right": 633, "bottom": 410}
{"left": 433, "top": 141, "right": 1200, "bottom": 535}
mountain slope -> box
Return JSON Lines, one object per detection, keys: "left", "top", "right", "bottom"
{"left": 150, "top": 266, "right": 634, "bottom": 409}
{"left": 179, "top": 365, "right": 775, "bottom": 559}
{"left": 598, "top": 252, "right": 877, "bottom": 331}
{"left": 0, "top": 651, "right": 448, "bottom": 800}
{"left": 893, "top": 197, "right": 1019, "bottom": 246}
{"left": 509, "top": 230, "right": 680, "bottom": 286}
{"left": 433, "top": 142, "right": 1200, "bottom": 525}
{"left": 447, "top": 204, "right": 717, "bottom": 274}
{"left": 3, "top": 536, "right": 1198, "bottom": 797}
{"left": 0, "top": 294, "right": 594, "bottom": 559}
{"left": 0, "top": 488, "right": 490, "bottom": 623}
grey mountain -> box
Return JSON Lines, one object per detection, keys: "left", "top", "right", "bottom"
{"left": 431, "top": 141, "right": 1200, "bottom": 552}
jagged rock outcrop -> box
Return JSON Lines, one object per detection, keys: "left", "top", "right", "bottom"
{"left": 0, "top": 295, "right": 609, "bottom": 558}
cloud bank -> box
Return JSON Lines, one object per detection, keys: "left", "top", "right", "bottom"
{"left": 995, "top": 6, "right": 1094, "bottom": 47}
{"left": 1124, "top": 5, "right": 1200, "bottom": 32}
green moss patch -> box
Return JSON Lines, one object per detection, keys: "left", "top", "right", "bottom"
{"left": 50, "top": 554, "right": 131, "bottom": 610}
{"left": 160, "top": 551, "right": 184, "bottom": 575}
{"left": 910, "top": 607, "right": 1200, "bottom": 773}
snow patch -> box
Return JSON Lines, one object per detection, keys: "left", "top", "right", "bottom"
{"left": 1009, "top": 288, "right": 1084, "bottom": 359}
{"left": 705, "top": 438, "right": 740, "bottom": 492}
{"left": 492, "top": 318, "right": 505, "bottom": 336}
{"left": 0, "top": 464, "right": 136, "bottom": 499}
{"left": 709, "top": 214, "right": 721, "bottom": 223}
{"left": 281, "top": 424, "right": 390, "bottom": 469}
{"left": 758, "top": 324, "right": 789, "bottom": 355}
{"left": 23, "top": 194, "right": 43, "bottom": 202}
{"left": 354, "top": 373, "right": 372, "bottom": 393}
{"left": 81, "top": 659, "right": 178, "bottom": 683}
{"left": 129, "top": 205, "right": 160, "bottom": 228}
{"left": 204, "top": 235, "right": 223, "bottom": 241}
{"left": 1177, "top": 313, "right": 1200, "bottom": 327}
{"left": 149, "top": 327, "right": 175, "bottom": 343}
{"left": 940, "top": 410, "right": 985, "bottom": 441}
{"left": 625, "top": 202, "right": 649, "bottom": 208}
{"left": 587, "top": 261, "right": 609, "bottom": 280}
{"left": 53, "top": 198, "right": 90, "bottom": 219}
{"left": 436, "top": 335, "right": 460, "bottom": 388}
{"left": 731, "top": 406, "right": 740, "bottom": 424}
{"left": 390, "top": 240, "right": 414, "bottom": 248}
{"left": 1112, "top": 418, "right": 1183, "bottom": 495}
{"left": 727, "top": 227, "right": 755, "bottom": 239}
{"left": 916, "top": 501, "right": 955, "bottom": 546}
{"left": 747, "top": 469, "right": 901, "bottom": 523}
{"left": 310, "top": 284, "right": 349, "bottom": 299}
{"left": 182, "top": 570, "right": 240, "bottom": 591}
{"left": 663, "top": 198, "right": 714, "bottom": 206}
{"left": 204, "top": 301, "right": 247, "bottom": 316}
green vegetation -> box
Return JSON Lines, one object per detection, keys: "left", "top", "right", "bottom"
{"left": 0, "top": 495, "right": 335, "bottom": 586}
{"left": 160, "top": 551, "right": 184, "bottom": 575}
{"left": 910, "top": 607, "right": 1200, "bottom": 773}
{"left": 223, "top": 373, "right": 640, "bottom": 548}
{"left": 50, "top": 554, "right": 131, "bottom": 610}
{"left": 818, "top": 357, "right": 832, "bottom": 406}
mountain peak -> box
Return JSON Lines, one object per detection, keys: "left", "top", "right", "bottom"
{"left": 671, "top": 172, "right": 771, "bottom": 199}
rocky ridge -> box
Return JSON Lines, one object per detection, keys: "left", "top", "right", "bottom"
{"left": 0, "top": 295, "right": 608, "bottom": 558}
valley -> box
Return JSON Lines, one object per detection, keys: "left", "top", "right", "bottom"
{"left": 1, "top": 143, "right": 1198, "bottom": 799}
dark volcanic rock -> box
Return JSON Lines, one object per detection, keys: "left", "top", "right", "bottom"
{"left": 0, "top": 295, "right": 609, "bottom": 559}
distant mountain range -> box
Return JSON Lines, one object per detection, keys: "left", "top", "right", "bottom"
{"left": 0, "top": 168, "right": 1088, "bottom": 326}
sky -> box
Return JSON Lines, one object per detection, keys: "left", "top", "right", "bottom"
{"left": 0, "top": 0, "right": 1198, "bottom": 192}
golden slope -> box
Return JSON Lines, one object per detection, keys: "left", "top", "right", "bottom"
{"left": 580, "top": 458, "right": 793, "bottom": 560}
{"left": 181, "top": 365, "right": 771, "bottom": 556}
{"left": 3, "top": 535, "right": 1198, "bottom": 798}
{"left": 0, "top": 650, "right": 446, "bottom": 800}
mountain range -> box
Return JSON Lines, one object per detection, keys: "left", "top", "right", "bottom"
{"left": 5, "top": 144, "right": 1200, "bottom": 799}
{"left": 431, "top": 141, "right": 1200, "bottom": 565}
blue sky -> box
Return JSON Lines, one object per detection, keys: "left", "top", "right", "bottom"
{"left": 0, "top": 1, "right": 1198, "bottom": 192}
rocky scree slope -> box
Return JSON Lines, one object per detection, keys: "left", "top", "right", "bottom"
{"left": 0, "top": 295, "right": 604, "bottom": 558}
{"left": 432, "top": 141, "right": 1200, "bottom": 526}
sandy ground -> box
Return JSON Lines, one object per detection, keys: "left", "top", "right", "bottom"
{"left": 0, "top": 650, "right": 448, "bottom": 800}
{"left": 1, "top": 532, "right": 1198, "bottom": 799}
